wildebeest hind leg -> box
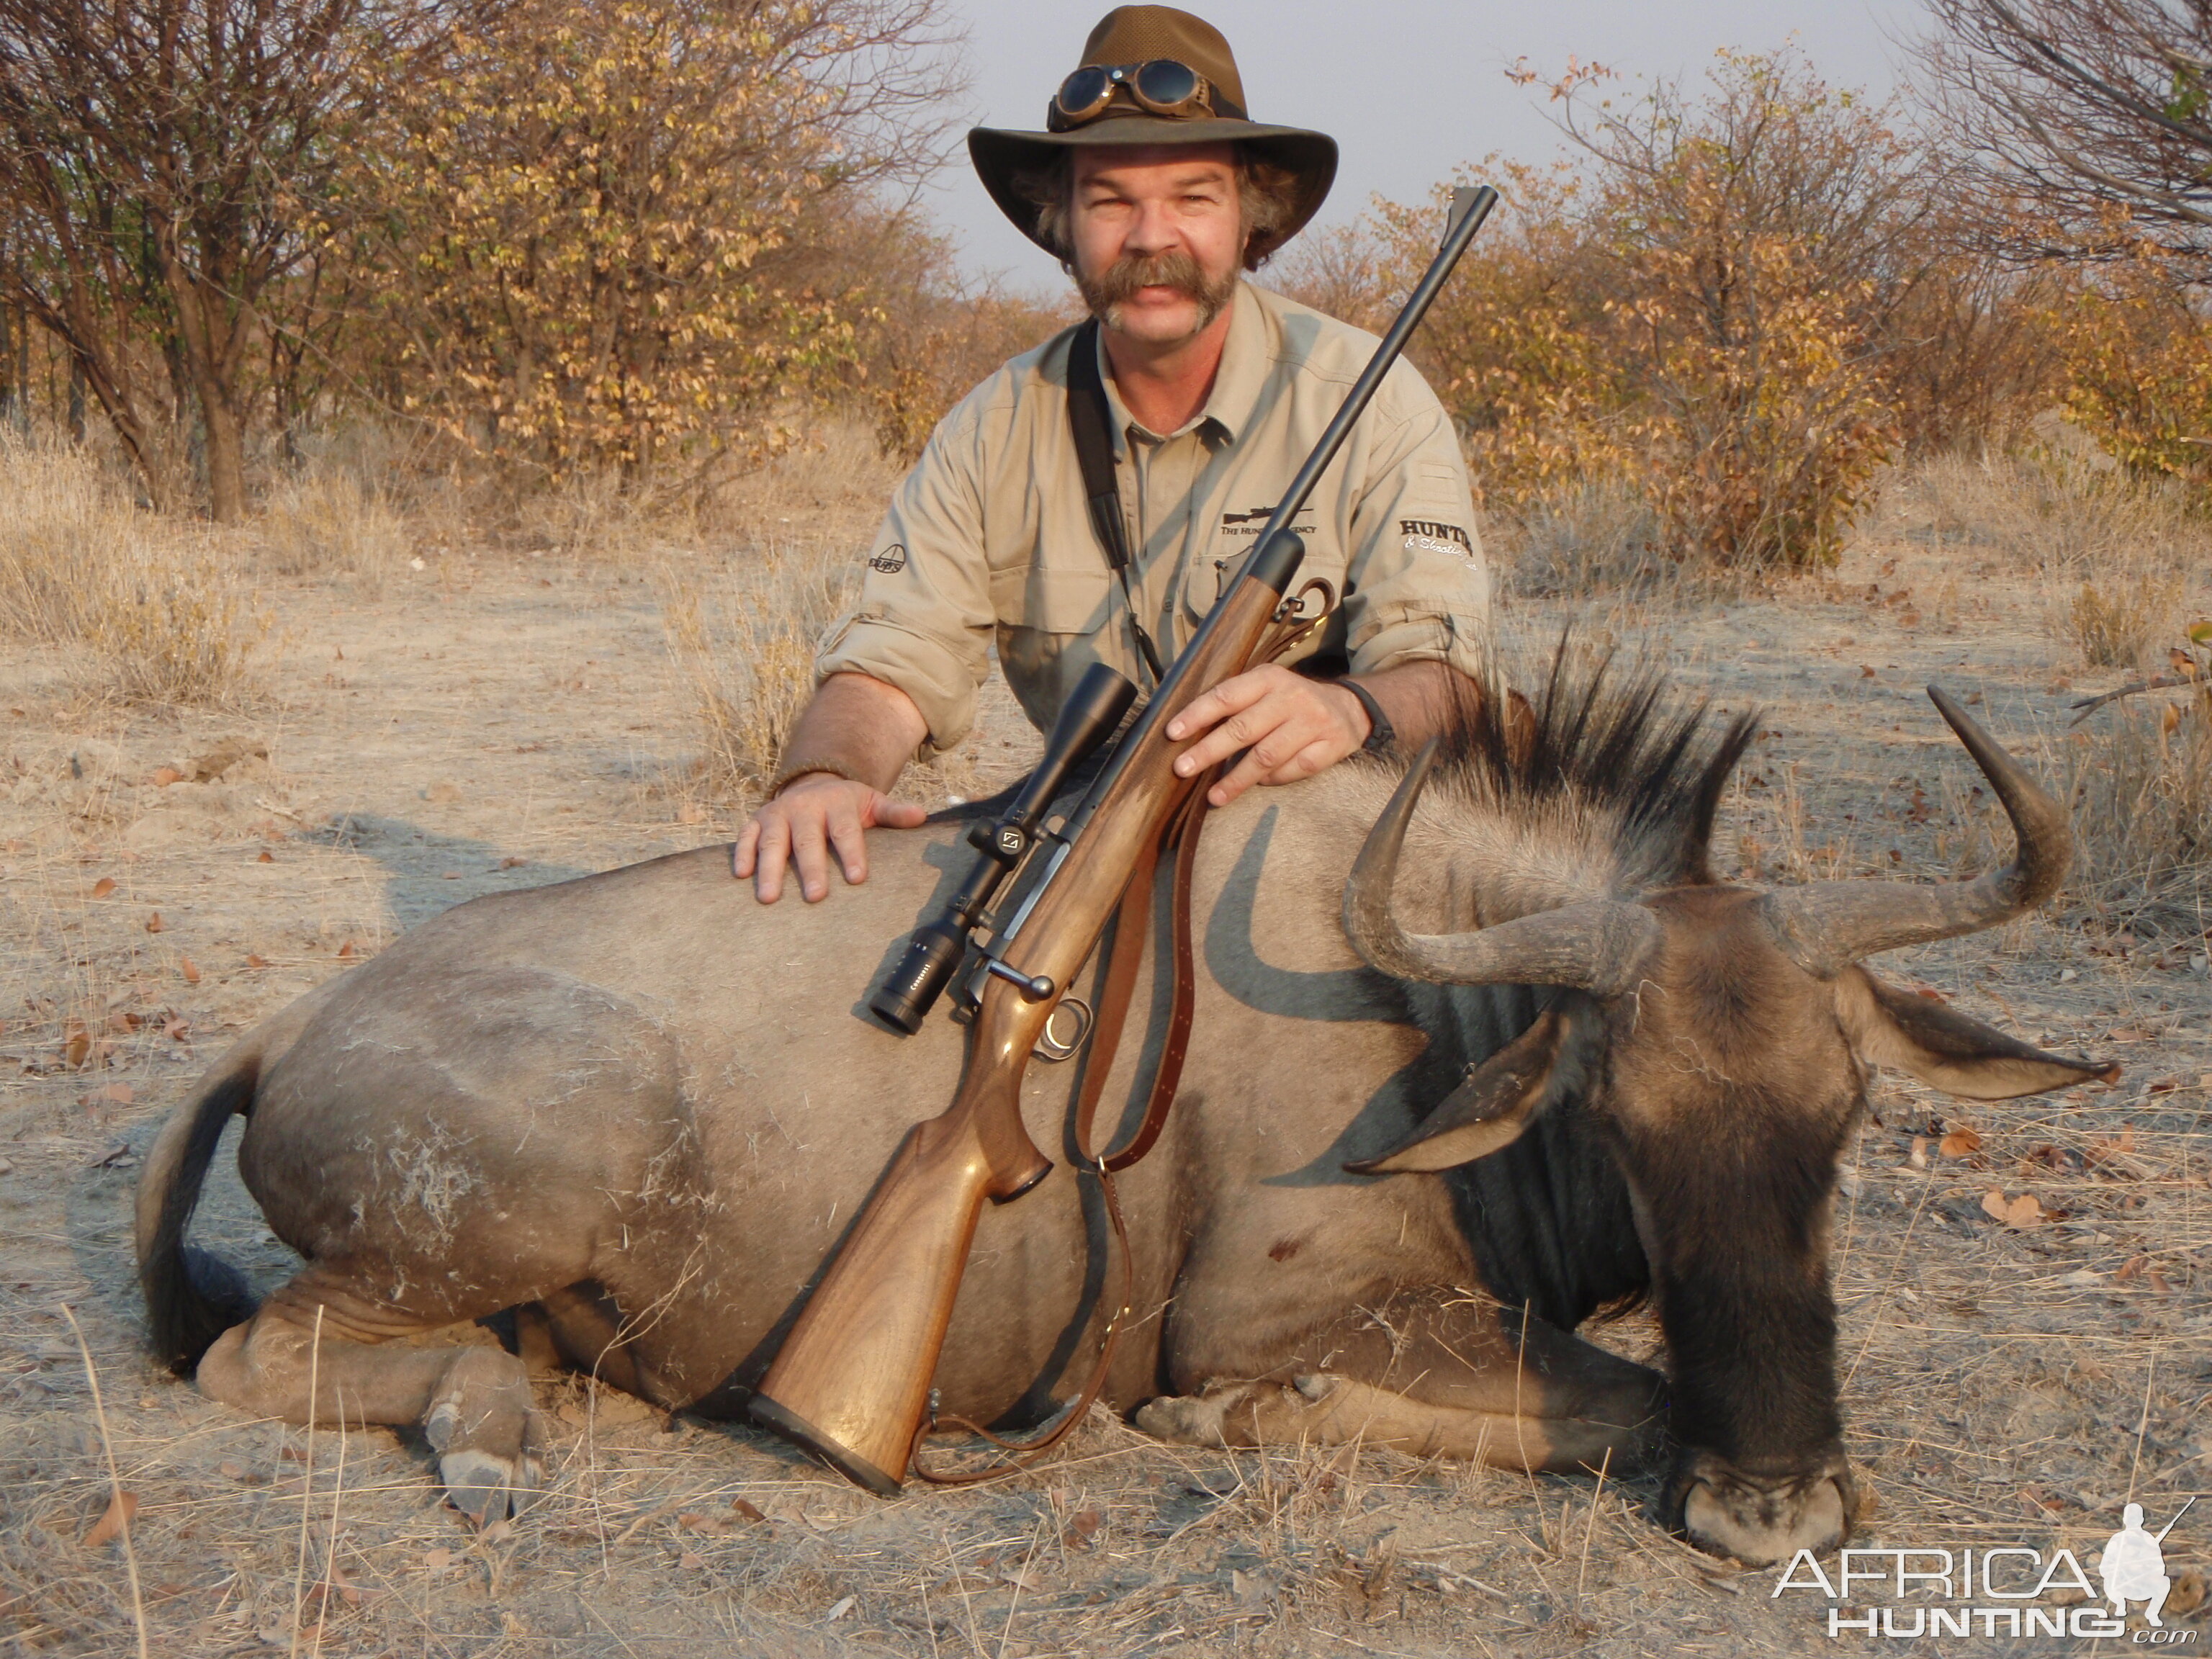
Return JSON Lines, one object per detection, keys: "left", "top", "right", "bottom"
{"left": 194, "top": 1267, "right": 546, "bottom": 1521}
{"left": 1141, "top": 1287, "right": 1664, "bottom": 1474}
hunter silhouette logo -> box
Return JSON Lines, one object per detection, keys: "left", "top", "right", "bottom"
{"left": 2104, "top": 1499, "right": 2193, "bottom": 1627}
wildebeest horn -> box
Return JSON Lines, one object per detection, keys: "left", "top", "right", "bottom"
{"left": 1760, "top": 686, "right": 2072, "bottom": 978}
{"left": 1343, "top": 739, "right": 1662, "bottom": 993}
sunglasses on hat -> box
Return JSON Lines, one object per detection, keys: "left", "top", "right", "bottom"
{"left": 1047, "top": 59, "right": 1244, "bottom": 131}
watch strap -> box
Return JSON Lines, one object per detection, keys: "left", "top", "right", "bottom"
{"left": 1339, "top": 678, "right": 1396, "bottom": 755}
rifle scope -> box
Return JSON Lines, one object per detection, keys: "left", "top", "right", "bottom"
{"left": 868, "top": 660, "right": 1138, "bottom": 1035}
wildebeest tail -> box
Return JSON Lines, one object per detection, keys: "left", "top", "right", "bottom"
{"left": 134, "top": 1048, "right": 262, "bottom": 1372}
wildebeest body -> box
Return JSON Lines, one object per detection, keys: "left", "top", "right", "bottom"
{"left": 138, "top": 663, "right": 2113, "bottom": 1564}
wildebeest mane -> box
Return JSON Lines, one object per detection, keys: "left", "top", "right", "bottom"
{"left": 1416, "top": 642, "right": 1762, "bottom": 902}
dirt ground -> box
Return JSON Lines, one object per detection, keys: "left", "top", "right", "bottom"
{"left": 1, "top": 451, "right": 2208, "bottom": 1657}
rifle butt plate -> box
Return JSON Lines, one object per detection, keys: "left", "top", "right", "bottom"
{"left": 749, "top": 1394, "right": 904, "bottom": 1497}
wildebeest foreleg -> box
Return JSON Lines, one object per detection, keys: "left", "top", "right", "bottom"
{"left": 194, "top": 1268, "right": 546, "bottom": 1521}
{"left": 1139, "top": 1288, "right": 1663, "bottom": 1473}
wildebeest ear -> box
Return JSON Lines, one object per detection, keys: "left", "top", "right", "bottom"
{"left": 1835, "top": 966, "right": 2119, "bottom": 1100}
{"left": 1345, "top": 1007, "right": 1588, "bottom": 1175}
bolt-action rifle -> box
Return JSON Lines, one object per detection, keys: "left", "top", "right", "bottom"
{"left": 750, "top": 185, "right": 1499, "bottom": 1495}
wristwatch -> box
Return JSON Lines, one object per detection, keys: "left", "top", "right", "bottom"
{"left": 1338, "top": 678, "right": 1396, "bottom": 755}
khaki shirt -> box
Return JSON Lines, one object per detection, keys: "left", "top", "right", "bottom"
{"left": 817, "top": 281, "right": 1491, "bottom": 750}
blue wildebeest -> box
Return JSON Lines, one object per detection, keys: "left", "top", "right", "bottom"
{"left": 136, "top": 663, "right": 2112, "bottom": 1564}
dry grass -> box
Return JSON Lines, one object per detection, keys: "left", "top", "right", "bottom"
{"left": 660, "top": 539, "right": 858, "bottom": 804}
{"left": 258, "top": 469, "right": 411, "bottom": 593}
{"left": 0, "top": 436, "right": 266, "bottom": 709}
{"left": 2060, "top": 691, "right": 2212, "bottom": 935}
{"left": 1894, "top": 448, "right": 2212, "bottom": 671}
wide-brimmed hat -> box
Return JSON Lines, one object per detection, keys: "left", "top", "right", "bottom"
{"left": 968, "top": 6, "right": 1337, "bottom": 263}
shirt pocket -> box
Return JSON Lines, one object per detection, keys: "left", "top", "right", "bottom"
{"left": 989, "top": 562, "right": 1116, "bottom": 635}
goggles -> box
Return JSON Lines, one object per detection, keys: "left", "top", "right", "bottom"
{"left": 1047, "top": 59, "right": 1244, "bottom": 132}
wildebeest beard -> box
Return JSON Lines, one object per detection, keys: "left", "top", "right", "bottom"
{"left": 1077, "top": 248, "right": 1238, "bottom": 336}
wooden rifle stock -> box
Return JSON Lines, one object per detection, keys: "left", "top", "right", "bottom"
{"left": 753, "top": 184, "right": 1500, "bottom": 1491}
{"left": 751, "top": 570, "right": 1293, "bottom": 1491}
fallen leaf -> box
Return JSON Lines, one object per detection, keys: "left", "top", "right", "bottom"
{"left": 499, "top": 855, "right": 527, "bottom": 869}
{"left": 1859, "top": 665, "right": 1876, "bottom": 678}
{"left": 163, "top": 1017, "right": 189, "bottom": 1040}
{"left": 1982, "top": 1189, "right": 2045, "bottom": 1228}
{"left": 2167, "top": 1566, "right": 2208, "bottom": 1617}
{"left": 94, "top": 1083, "right": 132, "bottom": 1106}
{"left": 678, "top": 1550, "right": 703, "bottom": 1570}
{"left": 441, "top": 871, "right": 461, "bottom": 880}
{"left": 328, "top": 1564, "right": 364, "bottom": 1607}
{"left": 245, "top": 954, "right": 269, "bottom": 968}
{"left": 144, "top": 912, "right": 163, "bottom": 934}
{"left": 62, "top": 1028, "right": 91, "bottom": 1069}
{"left": 677, "top": 803, "right": 706, "bottom": 825}
{"left": 81, "top": 1491, "right": 136, "bottom": 1547}
{"left": 179, "top": 956, "right": 201, "bottom": 984}
{"left": 89, "top": 877, "right": 115, "bottom": 899}
{"left": 730, "top": 1498, "right": 767, "bottom": 1524}
{"left": 678, "top": 1511, "right": 729, "bottom": 1537}
{"left": 1938, "top": 1127, "right": 1982, "bottom": 1158}
{"left": 2116, "top": 1254, "right": 2147, "bottom": 1282}
{"left": 1064, "top": 1507, "right": 1102, "bottom": 1548}
{"left": 217, "top": 1460, "right": 263, "bottom": 1484}
{"left": 421, "top": 1548, "right": 454, "bottom": 1571}
{"left": 825, "top": 1596, "right": 856, "bottom": 1621}
{"left": 150, "top": 766, "right": 182, "bottom": 787}
{"left": 1908, "top": 1136, "right": 1930, "bottom": 1169}
{"left": 2147, "top": 1269, "right": 2175, "bottom": 1296}
{"left": 2163, "top": 701, "right": 2182, "bottom": 736}
{"left": 335, "top": 940, "right": 355, "bottom": 960}
{"left": 256, "top": 850, "right": 272, "bottom": 863}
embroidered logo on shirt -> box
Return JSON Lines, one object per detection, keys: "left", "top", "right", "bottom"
{"left": 1218, "top": 506, "right": 1315, "bottom": 541}
{"left": 868, "top": 542, "right": 907, "bottom": 573}
{"left": 1398, "top": 519, "right": 1472, "bottom": 550}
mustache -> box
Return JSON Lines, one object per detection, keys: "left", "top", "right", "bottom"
{"left": 1077, "top": 248, "right": 1237, "bottom": 328}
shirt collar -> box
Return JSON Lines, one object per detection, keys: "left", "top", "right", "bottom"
{"left": 1097, "top": 281, "right": 1265, "bottom": 457}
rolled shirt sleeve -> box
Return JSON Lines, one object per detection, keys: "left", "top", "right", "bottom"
{"left": 814, "top": 402, "right": 998, "bottom": 755}
{"left": 1338, "top": 360, "right": 1492, "bottom": 681}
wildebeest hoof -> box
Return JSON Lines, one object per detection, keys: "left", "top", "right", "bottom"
{"left": 437, "top": 1445, "right": 544, "bottom": 1523}
{"left": 1135, "top": 1393, "right": 1228, "bottom": 1446}
{"left": 1667, "top": 1449, "right": 1858, "bottom": 1567}
{"left": 421, "top": 1349, "right": 545, "bottom": 1524}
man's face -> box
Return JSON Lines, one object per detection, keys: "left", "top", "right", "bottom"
{"left": 1069, "top": 145, "right": 1244, "bottom": 346}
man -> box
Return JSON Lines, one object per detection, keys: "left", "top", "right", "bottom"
{"left": 738, "top": 4, "right": 1492, "bottom": 902}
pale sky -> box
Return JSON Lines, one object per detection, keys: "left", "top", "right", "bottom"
{"left": 919, "top": 0, "right": 1934, "bottom": 287}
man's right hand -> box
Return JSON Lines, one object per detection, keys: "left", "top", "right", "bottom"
{"left": 734, "top": 774, "right": 927, "bottom": 903}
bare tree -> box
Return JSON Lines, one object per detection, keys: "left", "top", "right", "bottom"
{"left": 1921, "top": 0, "right": 2212, "bottom": 264}
{"left": 0, "top": 1, "right": 467, "bottom": 518}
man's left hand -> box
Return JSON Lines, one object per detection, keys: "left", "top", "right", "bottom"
{"left": 1165, "top": 663, "right": 1370, "bottom": 806}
